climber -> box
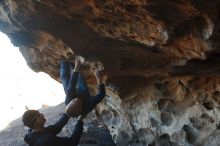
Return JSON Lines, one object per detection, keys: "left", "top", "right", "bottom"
{"left": 22, "top": 57, "right": 105, "bottom": 146}
{"left": 22, "top": 110, "right": 85, "bottom": 146}
{"left": 60, "top": 56, "right": 106, "bottom": 117}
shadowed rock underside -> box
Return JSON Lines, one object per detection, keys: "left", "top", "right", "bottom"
{"left": 0, "top": 0, "right": 220, "bottom": 145}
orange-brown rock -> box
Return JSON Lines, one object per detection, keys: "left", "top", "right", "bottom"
{"left": 0, "top": 0, "right": 220, "bottom": 145}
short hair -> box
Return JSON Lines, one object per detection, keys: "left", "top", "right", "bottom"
{"left": 22, "top": 110, "right": 39, "bottom": 128}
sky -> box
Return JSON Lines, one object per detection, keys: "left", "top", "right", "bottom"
{"left": 0, "top": 32, "right": 65, "bottom": 130}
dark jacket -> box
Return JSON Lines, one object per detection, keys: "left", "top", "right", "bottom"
{"left": 24, "top": 114, "right": 83, "bottom": 146}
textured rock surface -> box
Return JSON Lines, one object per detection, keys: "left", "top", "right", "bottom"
{"left": 0, "top": 0, "right": 220, "bottom": 145}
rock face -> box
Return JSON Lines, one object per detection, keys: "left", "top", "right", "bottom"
{"left": 0, "top": 0, "right": 220, "bottom": 145}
